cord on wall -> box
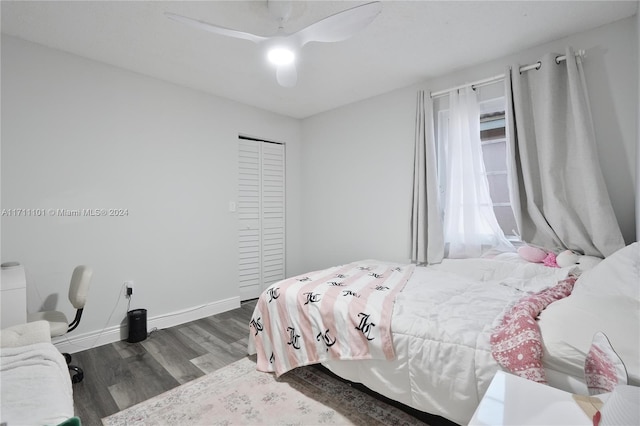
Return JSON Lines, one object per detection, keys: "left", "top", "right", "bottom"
{"left": 59, "top": 281, "right": 127, "bottom": 351}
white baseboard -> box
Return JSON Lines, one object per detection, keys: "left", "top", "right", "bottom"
{"left": 53, "top": 296, "right": 241, "bottom": 354}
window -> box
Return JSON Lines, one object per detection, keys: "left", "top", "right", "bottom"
{"left": 436, "top": 97, "right": 519, "bottom": 241}
{"left": 479, "top": 99, "right": 518, "bottom": 240}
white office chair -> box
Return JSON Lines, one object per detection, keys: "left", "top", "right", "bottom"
{"left": 28, "top": 265, "right": 93, "bottom": 383}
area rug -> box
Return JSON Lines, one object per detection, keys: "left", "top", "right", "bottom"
{"left": 102, "top": 356, "right": 427, "bottom": 425}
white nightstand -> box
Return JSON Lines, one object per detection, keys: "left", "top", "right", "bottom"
{"left": 470, "top": 370, "right": 601, "bottom": 425}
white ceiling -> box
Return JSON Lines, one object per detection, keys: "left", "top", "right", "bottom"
{"left": 1, "top": 1, "right": 637, "bottom": 119}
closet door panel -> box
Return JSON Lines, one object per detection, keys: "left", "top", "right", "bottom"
{"left": 238, "top": 138, "right": 285, "bottom": 300}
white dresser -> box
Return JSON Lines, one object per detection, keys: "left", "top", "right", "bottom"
{"left": 1, "top": 262, "right": 27, "bottom": 328}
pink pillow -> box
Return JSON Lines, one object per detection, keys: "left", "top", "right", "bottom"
{"left": 584, "top": 332, "right": 628, "bottom": 395}
{"left": 517, "top": 245, "right": 547, "bottom": 263}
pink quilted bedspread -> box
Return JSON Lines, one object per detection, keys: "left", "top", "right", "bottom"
{"left": 490, "top": 276, "right": 577, "bottom": 383}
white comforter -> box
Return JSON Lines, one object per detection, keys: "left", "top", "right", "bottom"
{"left": 323, "top": 256, "right": 575, "bottom": 425}
{"left": 1, "top": 342, "right": 74, "bottom": 425}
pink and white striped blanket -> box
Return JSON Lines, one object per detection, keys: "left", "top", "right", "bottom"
{"left": 249, "top": 261, "right": 415, "bottom": 377}
{"left": 490, "top": 275, "right": 577, "bottom": 383}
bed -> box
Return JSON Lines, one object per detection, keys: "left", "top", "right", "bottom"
{"left": 248, "top": 242, "right": 639, "bottom": 425}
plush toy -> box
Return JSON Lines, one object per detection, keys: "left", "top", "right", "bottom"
{"left": 517, "top": 245, "right": 548, "bottom": 263}
{"left": 517, "top": 245, "right": 559, "bottom": 266}
{"left": 556, "top": 250, "right": 580, "bottom": 267}
{"left": 518, "top": 245, "right": 602, "bottom": 270}
{"left": 542, "top": 252, "right": 559, "bottom": 268}
{"left": 556, "top": 249, "right": 603, "bottom": 271}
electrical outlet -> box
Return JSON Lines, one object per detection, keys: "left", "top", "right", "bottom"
{"left": 124, "top": 281, "right": 134, "bottom": 297}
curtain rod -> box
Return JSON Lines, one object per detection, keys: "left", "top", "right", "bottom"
{"left": 429, "top": 49, "right": 585, "bottom": 99}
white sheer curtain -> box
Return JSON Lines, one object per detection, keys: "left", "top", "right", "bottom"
{"left": 411, "top": 91, "right": 444, "bottom": 264}
{"left": 505, "top": 47, "right": 624, "bottom": 257}
{"left": 441, "top": 87, "right": 513, "bottom": 258}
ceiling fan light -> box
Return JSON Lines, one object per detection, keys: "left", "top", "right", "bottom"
{"left": 267, "top": 47, "right": 295, "bottom": 66}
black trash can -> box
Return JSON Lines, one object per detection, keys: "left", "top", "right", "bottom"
{"left": 127, "top": 308, "right": 147, "bottom": 343}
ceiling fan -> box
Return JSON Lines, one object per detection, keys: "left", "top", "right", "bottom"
{"left": 165, "top": 1, "right": 382, "bottom": 87}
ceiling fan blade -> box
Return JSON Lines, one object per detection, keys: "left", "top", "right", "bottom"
{"left": 276, "top": 63, "right": 297, "bottom": 87}
{"left": 293, "top": 1, "right": 382, "bottom": 47}
{"left": 165, "top": 12, "right": 267, "bottom": 44}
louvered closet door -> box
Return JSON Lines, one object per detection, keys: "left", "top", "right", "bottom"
{"left": 238, "top": 138, "right": 285, "bottom": 301}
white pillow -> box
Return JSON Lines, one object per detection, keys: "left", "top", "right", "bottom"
{"left": 571, "top": 242, "right": 639, "bottom": 300}
{"left": 539, "top": 294, "right": 639, "bottom": 386}
{"left": 539, "top": 243, "right": 639, "bottom": 387}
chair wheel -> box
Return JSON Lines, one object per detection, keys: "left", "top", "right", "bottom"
{"left": 71, "top": 370, "right": 84, "bottom": 383}
{"left": 69, "top": 365, "right": 84, "bottom": 383}
{"left": 64, "top": 353, "right": 72, "bottom": 364}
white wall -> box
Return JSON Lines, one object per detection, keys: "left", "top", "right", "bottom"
{"left": 1, "top": 36, "right": 303, "bottom": 349}
{"left": 301, "top": 88, "right": 416, "bottom": 269}
{"left": 301, "top": 16, "right": 638, "bottom": 272}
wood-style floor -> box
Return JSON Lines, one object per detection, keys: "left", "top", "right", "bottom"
{"left": 71, "top": 299, "right": 257, "bottom": 425}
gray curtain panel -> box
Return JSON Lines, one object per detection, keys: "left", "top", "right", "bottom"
{"left": 411, "top": 91, "right": 444, "bottom": 264}
{"left": 504, "top": 47, "right": 624, "bottom": 257}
